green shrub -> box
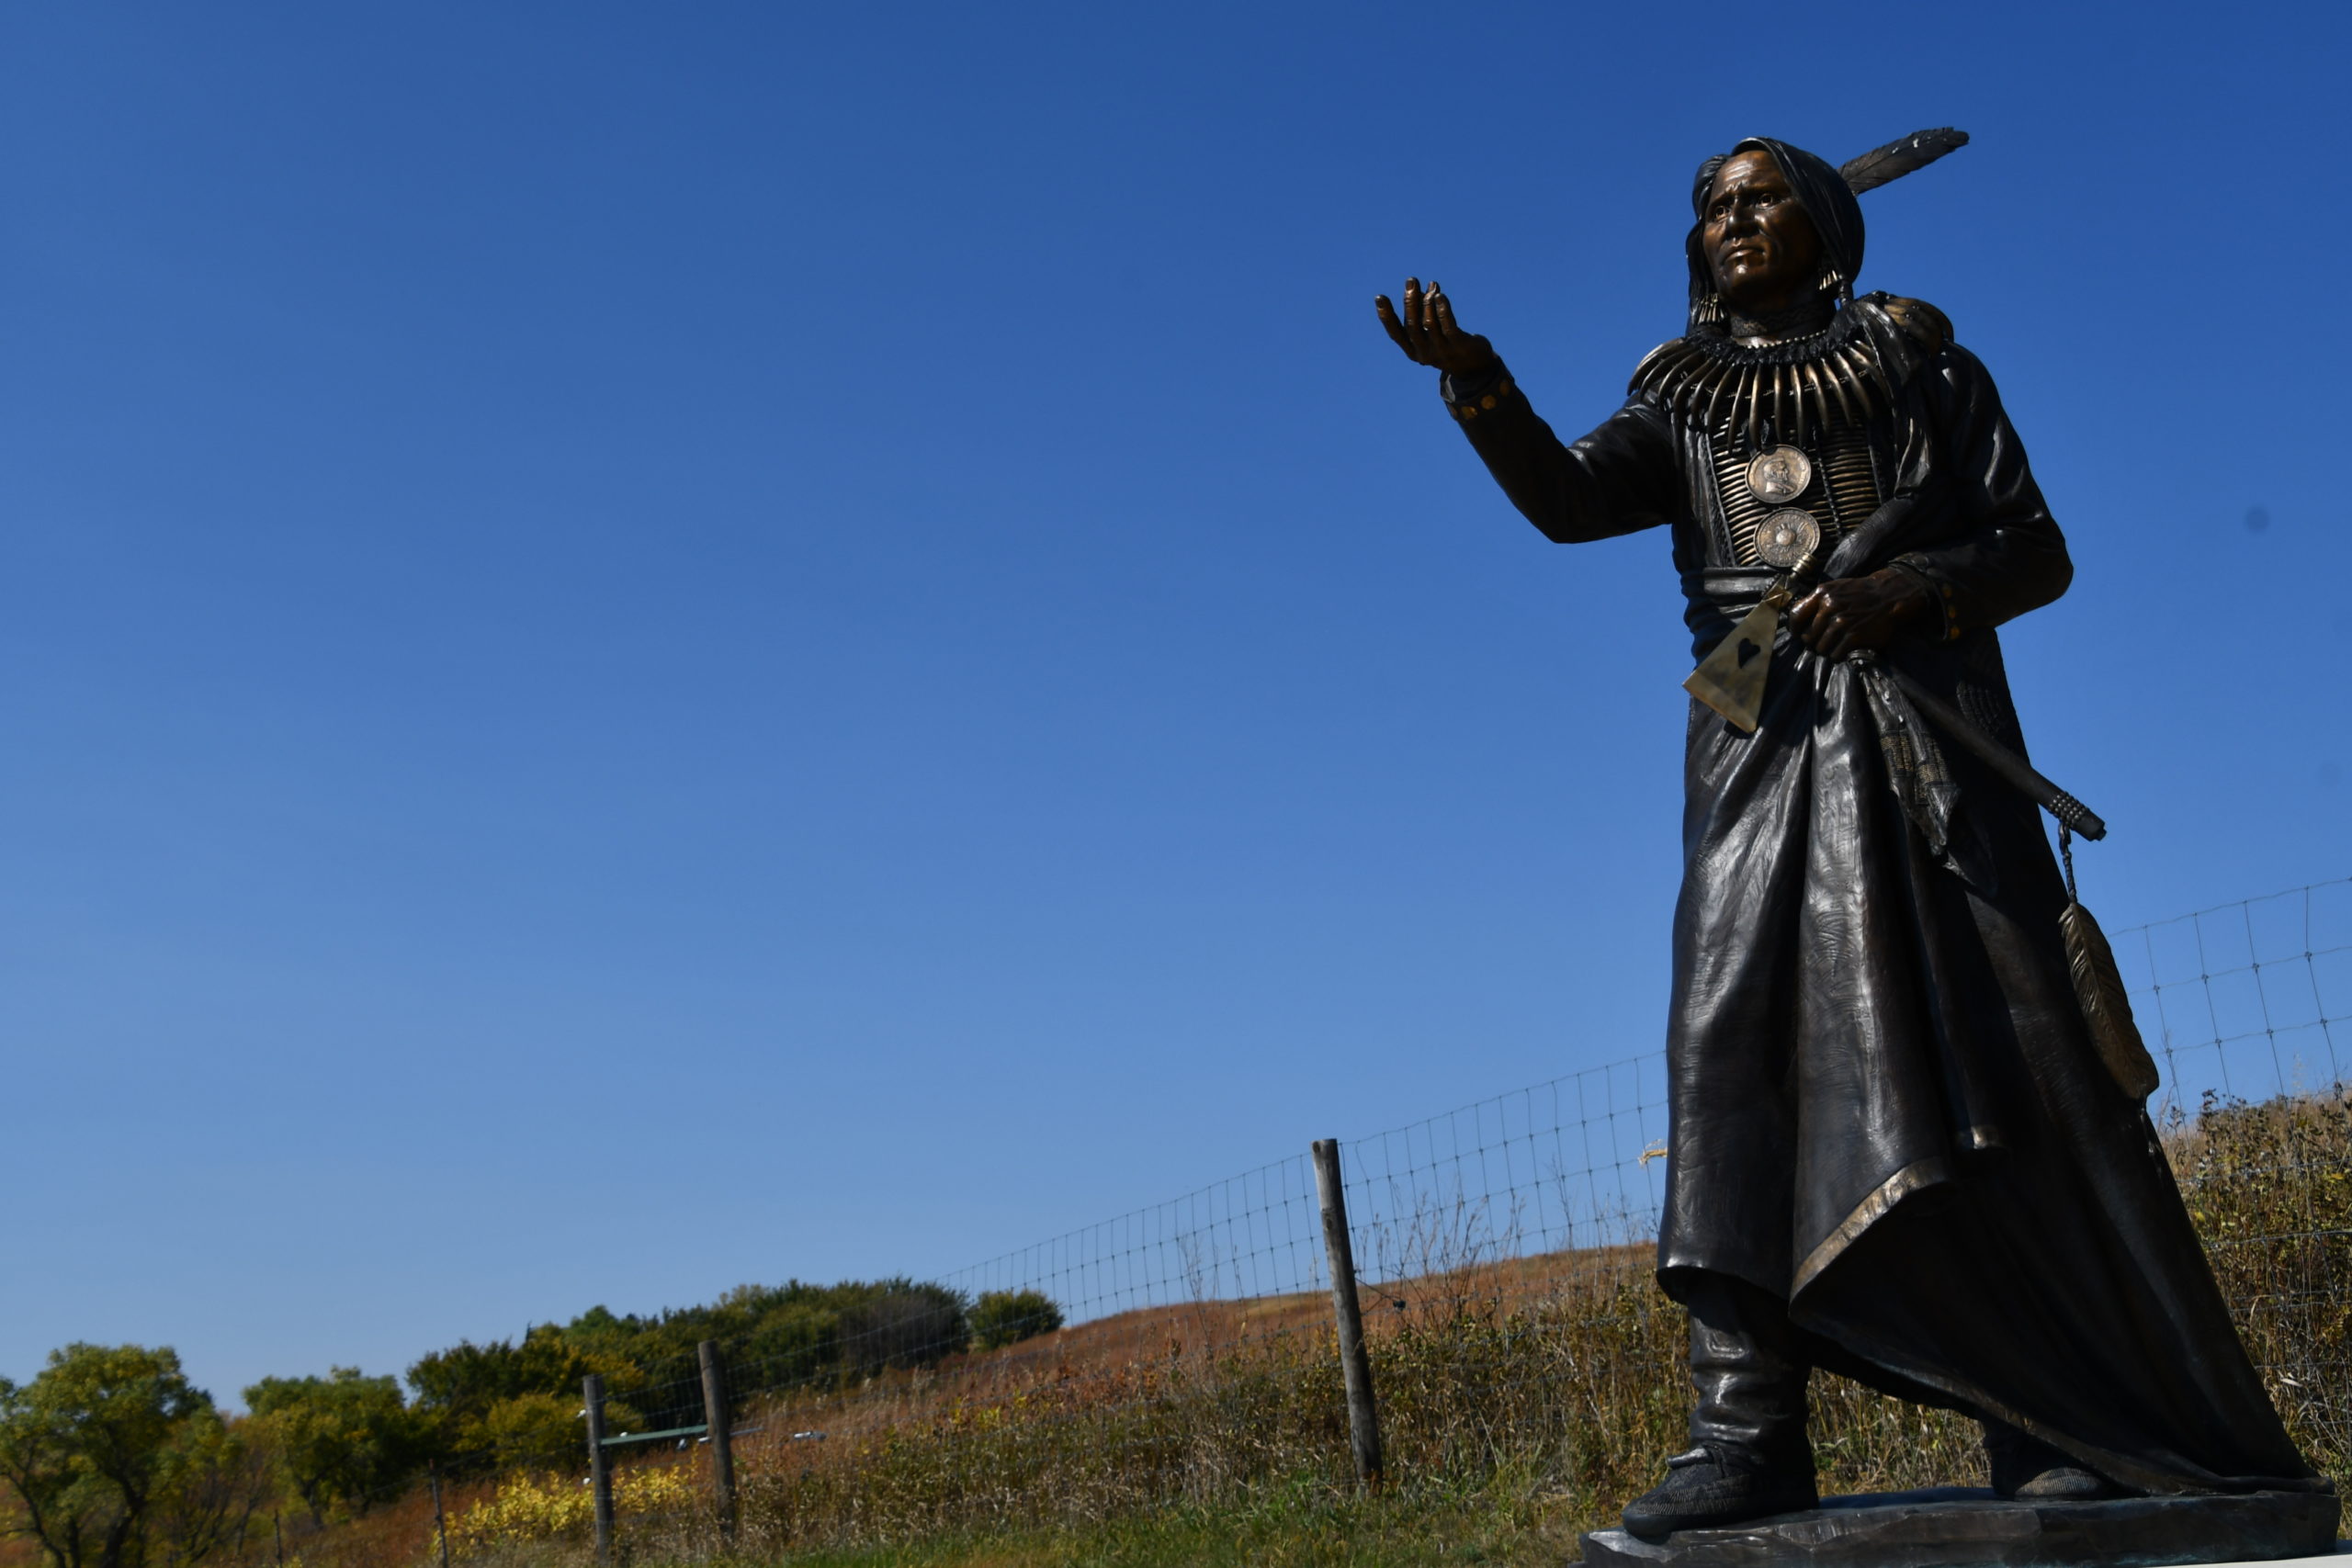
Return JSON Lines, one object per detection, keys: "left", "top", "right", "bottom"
{"left": 969, "top": 1291, "right": 1065, "bottom": 1351}
{"left": 838, "top": 1280, "right": 972, "bottom": 1376}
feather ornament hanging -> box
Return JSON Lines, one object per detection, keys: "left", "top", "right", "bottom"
{"left": 2059, "top": 899, "right": 2163, "bottom": 1100}
{"left": 1840, "top": 129, "right": 1970, "bottom": 195}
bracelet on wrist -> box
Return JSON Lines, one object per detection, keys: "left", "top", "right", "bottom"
{"left": 1445, "top": 366, "right": 1514, "bottom": 423}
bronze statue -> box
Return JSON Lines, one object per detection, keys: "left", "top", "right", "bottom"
{"left": 1378, "top": 134, "right": 2326, "bottom": 1541}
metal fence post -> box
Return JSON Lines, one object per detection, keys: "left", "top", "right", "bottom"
{"left": 1311, "top": 1137, "right": 1384, "bottom": 1485}
{"left": 697, "top": 1340, "right": 736, "bottom": 1537}
{"left": 584, "top": 1372, "right": 615, "bottom": 1562}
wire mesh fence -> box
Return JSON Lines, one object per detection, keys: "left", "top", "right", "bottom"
{"left": 2130, "top": 878, "right": 2351, "bottom": 1114}
{"left": 2129, "top": 878, "right": 2352, "bottom": 1473}
{"left": 444, "top": 876, "right": 2352, "bottom": 1561}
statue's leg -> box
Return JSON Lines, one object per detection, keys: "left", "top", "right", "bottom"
{"left": 1623, "top": 1272, "right": 1819, "bottom": 1540}
{"left": 1688, "top": 1274, "right": 1814, "bottom": 1465}
{"left": 1981, "top": 1419, "right": 2126, "bottom": 1500}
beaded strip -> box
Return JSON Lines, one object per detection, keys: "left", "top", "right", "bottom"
{"left": 1447, "top": 372, "right": 1517, "bottom": 423}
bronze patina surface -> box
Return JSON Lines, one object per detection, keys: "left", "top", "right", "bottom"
{"left": 1580, "top": 1489, "right": 2340, "bottom": 1568}
{"left": 1375, "top": 130, "right": 2330, "bottom": 1552}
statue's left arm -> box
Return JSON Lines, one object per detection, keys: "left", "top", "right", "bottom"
{"left": 1888, "top": 342, "right": 2074, "bottom": 641}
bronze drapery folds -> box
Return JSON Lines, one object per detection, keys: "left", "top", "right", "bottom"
{"left": 1403, "top": 130, "right": 2324, "bottom": 1521}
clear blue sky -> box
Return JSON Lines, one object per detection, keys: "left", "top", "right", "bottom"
{"left": 2, "top": 1, "right": 2345, "bottom": 1406}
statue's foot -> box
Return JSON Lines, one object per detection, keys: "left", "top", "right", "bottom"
{"left": 1983, "top": 1420, "right": 2129, "bottom": 1501}
{"left": 2011, "top": 1465, "right": 2125, "bottom": 1500}
{"left": 1621, "top": 1442, "right": 1819, "bottom": 1540}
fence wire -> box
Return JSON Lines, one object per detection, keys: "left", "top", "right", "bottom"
{"left": 941, "top": 1152, "right": 1328, "bottom": 1338}
{"left": 499, "top": 876, "right": 2352, "bottom": 1556}
{"left": 886, "top": 877, "right": 2348, "bottom": 1351}
{"left": 2127, "top": 877, "right": 2352, "bottom": 1466}
{"left": 2129, "top": 877, "right": 2350, "bottom": 1114}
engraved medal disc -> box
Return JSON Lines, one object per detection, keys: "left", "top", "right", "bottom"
{"left": 1746, "top": 445, "right": 1814, "bottom": 505}
{"left": 1754, "top": 508, "right": 1821, "bottom": 569}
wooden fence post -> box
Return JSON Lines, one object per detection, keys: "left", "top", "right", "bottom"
{"left": 1311, "top": 1137, "right": 1384, "bottom": 1485}
{"left": 697, "top": 1340, "right": 737, "bottom": 1537}
{"left": 428, "top": 1465, "right": 451, "bottom": 1568}
{"left": 584, "top": 1372, "right": 616, "bottom": 1562}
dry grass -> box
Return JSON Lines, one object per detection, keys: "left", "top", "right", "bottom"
{"left": 214, "top": 1090, "right": 2352, "bottom": 1568}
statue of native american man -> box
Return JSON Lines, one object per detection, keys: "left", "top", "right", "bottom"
{"left": 1376, "top": 132, "right": 2327, "bottom": 1540}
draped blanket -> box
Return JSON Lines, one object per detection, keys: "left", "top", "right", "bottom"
{"left": 1442, "top": 293, "right": 2321, "bottom": 1493}
{"left": 1662, "top": 570, "right": 2315, "bottom": 1494}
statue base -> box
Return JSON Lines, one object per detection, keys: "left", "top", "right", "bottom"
{"left": 1579, "top": 1487, "right": 2340, "bottom": 1568}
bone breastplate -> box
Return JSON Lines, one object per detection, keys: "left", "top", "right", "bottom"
{"left": 1628, "top": 295, "right": 1951, "bottom": 570}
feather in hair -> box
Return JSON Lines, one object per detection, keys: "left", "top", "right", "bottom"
{"left": 1840, "top": 128, "right": 1970, "bottom": 195}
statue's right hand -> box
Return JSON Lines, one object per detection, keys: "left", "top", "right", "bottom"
{"left": 1375, "top": 277, "right": 1497, "bottom": 377}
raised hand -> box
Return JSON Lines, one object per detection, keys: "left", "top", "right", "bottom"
{"left": 1375, "top": 277, "right": 1498, "bottom": 377}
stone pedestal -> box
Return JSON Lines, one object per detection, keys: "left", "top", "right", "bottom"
{"left": 1579, "top": 1487, "right": 2340, "bottom": 1568}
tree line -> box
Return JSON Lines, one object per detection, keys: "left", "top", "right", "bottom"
{"left": 0, "top": 1279, "right": 1062, "bottom": 1568}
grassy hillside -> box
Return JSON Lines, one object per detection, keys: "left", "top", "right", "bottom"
{"left": 420, "top": 1091, "right": 2352, "bottom": 1564}
{"left": 6, "top": 1090, "right": 2344, "bottom": 1568}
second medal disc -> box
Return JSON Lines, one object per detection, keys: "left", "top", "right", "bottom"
{"left": 1753, "top": 508, "right": 1821, "bottom": 569}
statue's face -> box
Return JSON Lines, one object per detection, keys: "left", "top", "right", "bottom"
{"left": 1702, "top": 151, "right": 1823, "bottom": 314}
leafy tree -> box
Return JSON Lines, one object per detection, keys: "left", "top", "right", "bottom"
{"left": 405, "top": 1329, "right": 640, "bottom": 1474}
{"left": 472, "top": 1394, "right": 590, "bottom": 1475}
{"left": 147, "top": 1413, "right": 273, "bottom": 1568}
{"left": 968, "top": 1290, "right": 1063, "bottom": 1351}
{"left": 407, "top": 1327, "right": 618, "bottom": 1429}
{"left": 559, "top": 1278, "right": 977, "bottom": 1386}
{"left": 376, "top": 1274, "right": 980, "bottom": 1482}
{"left": 242, "top": 1370, "right": 419, "bottom": 1524}
{"left": 0, "top": 1344, "right": 212, "bottom": 1568}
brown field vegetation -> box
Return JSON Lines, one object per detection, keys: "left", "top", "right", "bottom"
{"left": 14, "top": 1091, "right": 2346, "bottom": 1568}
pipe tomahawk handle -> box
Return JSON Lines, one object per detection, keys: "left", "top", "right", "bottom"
{"left": 1883, "top": 665, "right": 2108, "bottom": 841}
